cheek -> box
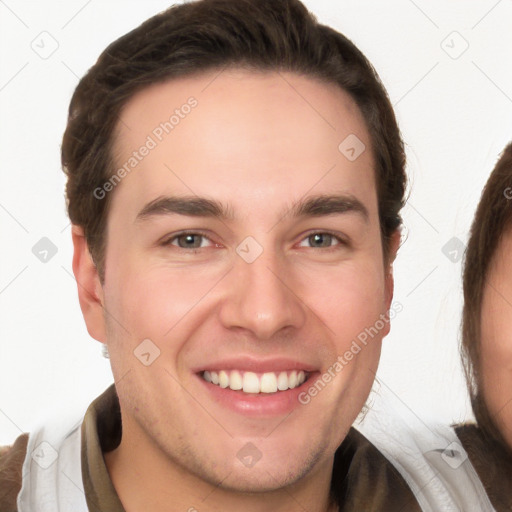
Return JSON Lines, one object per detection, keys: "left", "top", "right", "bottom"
{"left": 106, "top": 257, "right": 221, "bottom": 334}
{"left": 480, "top": 294, "right": 512, "bottom": 428}
{"left": 481, "top": 287, "right": 512, "bottom": 373}
{"left": 300, "top": 258, "right": 387, "bottom": 339}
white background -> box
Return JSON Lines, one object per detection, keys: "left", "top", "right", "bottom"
{"left": 1, "top": 0, "right": 512, "bottom": 445}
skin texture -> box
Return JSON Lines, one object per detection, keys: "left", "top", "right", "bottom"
{"left": 72, "top": 68, "right": 399, "bottom": 512}
{"left": 480, "top": 230, "right": 512, "bottom": 449}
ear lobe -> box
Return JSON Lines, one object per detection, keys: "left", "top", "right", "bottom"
{"left": 71, "top": 225, "right": 106, "bottom": 343}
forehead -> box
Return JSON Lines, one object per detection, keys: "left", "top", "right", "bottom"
{"left": 109, "top": 68, "right": 377, "bottom": 222}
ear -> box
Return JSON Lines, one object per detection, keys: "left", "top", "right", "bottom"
{"left": 382, "top": 229, "right": 401, "bottom": 336}
{"left": 71, "top": 225, "right": 106, "bottom": 343}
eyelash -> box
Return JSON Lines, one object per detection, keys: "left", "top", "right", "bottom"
{"left": 160, "top": 230, "right": 348, "bottom": 251}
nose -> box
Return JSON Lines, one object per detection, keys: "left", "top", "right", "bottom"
{"left": 218, "top": 248, "right": 307, "bottom": 340}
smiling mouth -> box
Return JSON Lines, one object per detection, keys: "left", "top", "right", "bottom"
{"left": 201, "top": 369, "right": 309, "bottom": 394}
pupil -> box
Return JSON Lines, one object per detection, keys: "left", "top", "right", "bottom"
{"left": 312, "top": 234, "right": 330, "bottom": 247}
{"left": 181, "top": 235, "right": 199, "bottom": 248}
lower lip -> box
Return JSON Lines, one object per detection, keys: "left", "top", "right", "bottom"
{"left": 196, "top": 373, "right": 318, "bottom": 417}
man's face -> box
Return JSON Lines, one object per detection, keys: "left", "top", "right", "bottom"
{"left": 93, "top": 69, "right": 395, "bottom": 490}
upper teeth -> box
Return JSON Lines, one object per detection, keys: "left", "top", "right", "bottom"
{"left": 202, "top": 370, "right": 307, "bottom": 393}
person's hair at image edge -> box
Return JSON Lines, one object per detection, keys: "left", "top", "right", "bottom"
{"left": 461, "top": 141, "right": 512, "bottom": 451}
{"left": 61, "top": 0, "right": 407, "bottom": 284}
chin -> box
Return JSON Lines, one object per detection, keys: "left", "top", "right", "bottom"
{"left": 211, "top": 460, "right": 315, "bottom": 493}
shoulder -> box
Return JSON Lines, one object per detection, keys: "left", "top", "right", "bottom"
{"left": 332, "top": 428, "right": 422, "bottom": 512}
{"left": 455, "top": 422, "right": 512, "bottom": 512}
{"left": 0, "top": 433, "right": 29, "bottom": 512}
{"left": 455, "top": 421, "right": 512, "bottom": 472}
{"left": 355, "top": 404, "right": 497, "bottom": 511}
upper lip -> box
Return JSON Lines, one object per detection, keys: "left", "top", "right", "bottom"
{"left": 191, "top": 356, "right": 318, "bottom": 374}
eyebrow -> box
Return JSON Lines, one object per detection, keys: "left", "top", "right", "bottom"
{"left": 135, "top": 194, "right": 369, "bottom": 223}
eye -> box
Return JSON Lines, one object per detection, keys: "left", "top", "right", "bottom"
{"left": 298, "top": 232, "right": 345, "bottom": 249}
{"left": 162, "top": 232, "right": 215, "bottom": 249}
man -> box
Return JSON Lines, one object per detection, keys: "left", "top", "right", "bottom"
{"left": 0, "top": 0, "right": 492, "bottom": 510}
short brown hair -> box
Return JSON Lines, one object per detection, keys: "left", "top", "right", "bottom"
{"left": 62, "top": 0, "right": 406, "bottom": 282}
{"left": 461, "top": 142, "right": 512, "bottom": 446}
